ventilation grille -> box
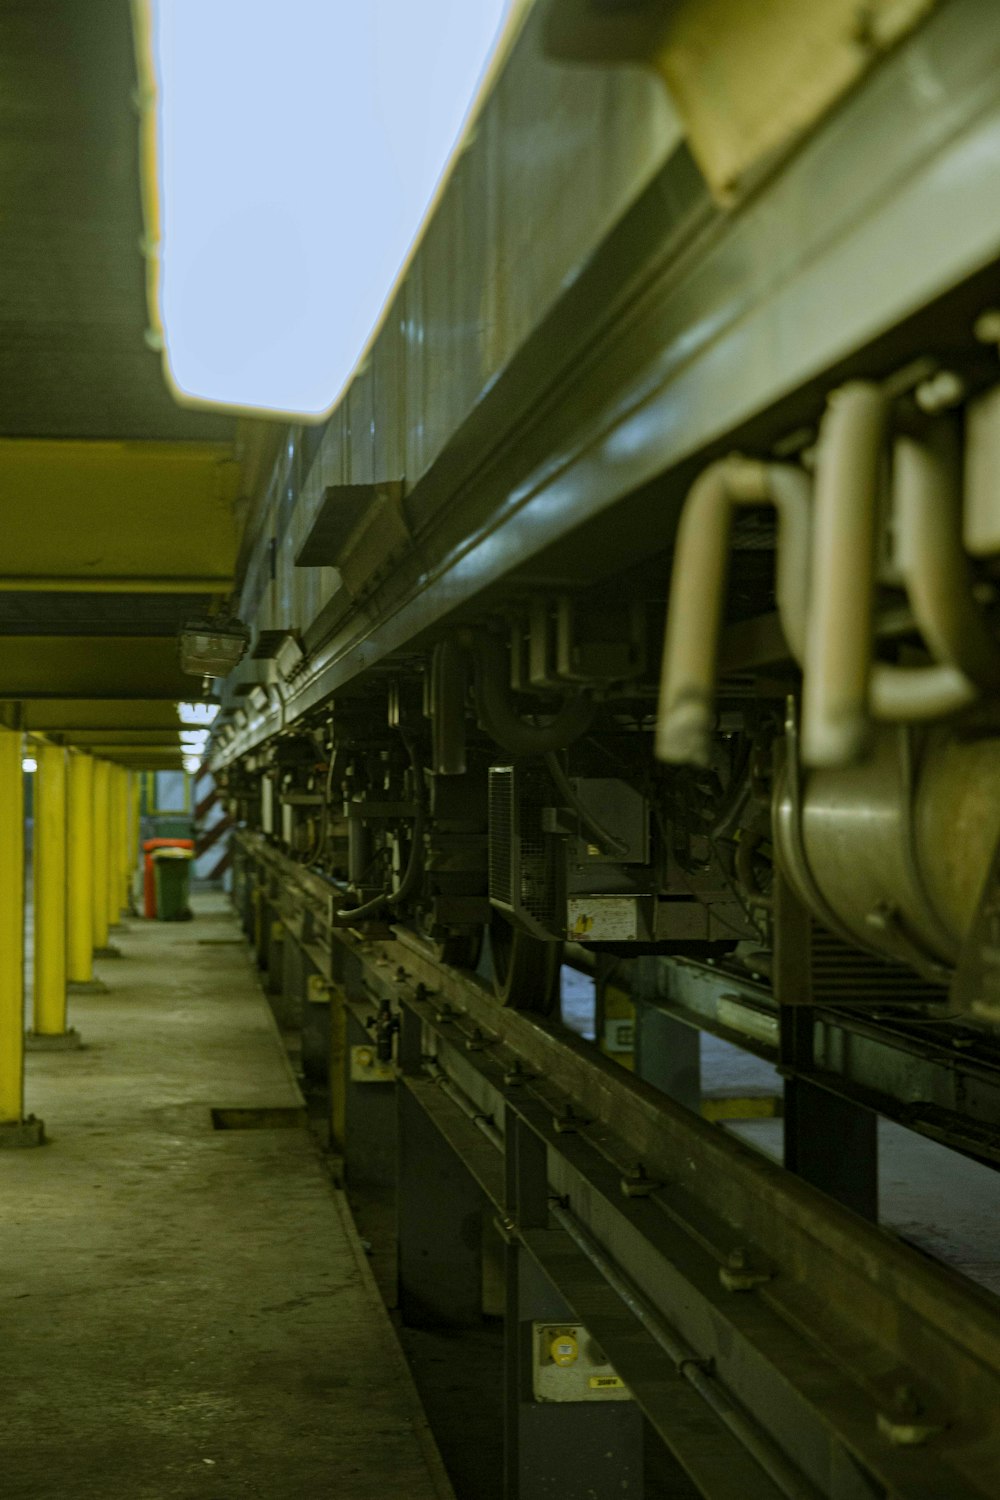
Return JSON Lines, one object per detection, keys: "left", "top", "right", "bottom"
{"left": 811, "top": 928, "right": 949, "bottom": 1006}
{"left": 518, "top": 771, "right": 555, "bottom": 930}
{"left": 488, "top": 763, "right": 558, "bottom": 935}
{"left": 488, "top": 766, "right": 513, "bottom": 905}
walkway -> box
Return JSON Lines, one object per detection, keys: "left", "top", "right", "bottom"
{"left": 0, "top": 895, "right": 453, "bottom": 1500}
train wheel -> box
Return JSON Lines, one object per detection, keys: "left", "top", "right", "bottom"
{"left": 488, "top": 912, "right": 561, "bottom": 1014}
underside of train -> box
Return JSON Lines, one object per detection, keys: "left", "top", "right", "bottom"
{"left": 214, "top": 0, "right": 1000, "bottom": 1032}
{"left": 198, "top": 2, "right": 1000, "bottom": 1492}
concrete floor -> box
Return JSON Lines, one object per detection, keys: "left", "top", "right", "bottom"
{"left": 1, "top": 896, "right": 453, "bottom": 1500}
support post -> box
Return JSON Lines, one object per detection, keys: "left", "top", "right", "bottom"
{"left": 92, "top": 759, "right": 111, "bottom": 954}
{"left": 28, "top": 743, "right": 79, "bottom": 1050}
{"left": 398, "top": 1081, "right": 484, "bottom": 1327}
{"left": 0, "top": 726, "right": 43, "bottom": 1146}
{"left": 775, "top": 872, "right": 878, "bottom": 1220}
{"left": 126, "top": 769, "right": 140, "bottom": 913}
{"left": 67, "top": 753, "right": 101, "bottom": 990}
{"left": 781, "top": 1007, "right": 878, "bottom": 1221}
{"left": 503, "top": 1109, "right": 641, "bottom": 1498}
{"left": 107, "top": 764, "right": 122, "bottom": 931}
{"left": 633, "top": 957, "right": 700, "bottom": 1109}
{"left": 113, "top": 767, "right": 127, "bottom": 916}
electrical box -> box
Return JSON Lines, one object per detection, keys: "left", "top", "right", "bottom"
{"left": 488, "top": 763, "right": 653, "bottom": 942}
{"left": 531, "top": 1323, "right": 630, "bottom": 1402}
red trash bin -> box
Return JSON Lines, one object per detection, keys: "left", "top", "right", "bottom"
{"left": 143, "top": 838, "right": 195, "bottom": 917}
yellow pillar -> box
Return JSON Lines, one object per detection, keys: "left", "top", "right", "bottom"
{"left": 67, "top": 752, "right": 95, "bottom": 984}
{"left": 0, "top": 727, "right": 25, "bottom": 1124}
{"left": 32, "top": 743, "right": 69, "bottom": 1038}
{"left": 122, "top": 769, "right": 137, "bottom": 914}
{"left": 92, "top": 759, "right": 111, "bottom": 952}
{"left": 0, "top": 728, "right": 42, "bottom": 1143}
{"left": 106, "top": 765, "right": 121, "bottom": 930}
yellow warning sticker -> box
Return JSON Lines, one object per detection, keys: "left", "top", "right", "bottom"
{"left": 589, "top": 1375, "right": 625, "bottom": 1390}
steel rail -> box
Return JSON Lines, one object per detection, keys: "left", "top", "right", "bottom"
{"left": 236, "top": 829, "right": 1000, "bottom": 1499}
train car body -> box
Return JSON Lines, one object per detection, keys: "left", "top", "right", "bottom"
{"left": 205, "top": 4, "right": 1000, "bottom": 1494}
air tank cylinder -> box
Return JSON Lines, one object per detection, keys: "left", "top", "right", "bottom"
{"left": 773, "top": 726, "right": 1000, "bottom": 972}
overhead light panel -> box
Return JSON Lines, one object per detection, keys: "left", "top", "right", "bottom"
{"left": 177, "top": 701, "right": 219, "bottom": 727}
{"left": 133, "top": 0, "right": 524, "bottom": 419}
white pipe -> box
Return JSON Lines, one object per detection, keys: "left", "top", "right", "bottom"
{"left": 656, "top": 456, "right": 810, "bottom": 766}
{"left": 801, "top": 382, "right": 887, "bottom": 767}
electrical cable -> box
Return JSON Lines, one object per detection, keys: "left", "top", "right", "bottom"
{"left": 334, "top": 729, "right": 426, "bottom": 924}
{"left": 543, "top": 751, "right": 630, "bottom": 859}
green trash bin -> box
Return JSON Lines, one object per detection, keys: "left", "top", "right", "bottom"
{"left": 152, "top": 847, "right": 194, "bottom": 921}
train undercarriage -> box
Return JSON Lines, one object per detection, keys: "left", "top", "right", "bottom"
{"left": 206, "top": 3, "right": 1000, "bottom": 1493}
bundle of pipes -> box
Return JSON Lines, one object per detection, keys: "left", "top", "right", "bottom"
{"left": 656, "top": 379, "right": 1000, "bottom": 980}
{"left": 657, "top": 379, "right": 1000, "bottom": 771}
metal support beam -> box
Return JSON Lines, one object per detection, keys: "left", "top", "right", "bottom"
{"left": 116, "top": 768, "right": 131, "bottom": 918}
{"left": 633, "top": 958, "right": 701, "bottom": 1109}
{"left": 67, "top": 753, "right": 96, "bottom": 987}
{"left": 782, "top": 1007, "right": 879, "bottom": 1222}
{"left": 234, "top": 831, "right": 1000, "bottom": 1497}
{"left": 0, "top": 576, "right": 232, "bottom": 593}
{"left": 503, "top": 1107, "right": 643, "bottom": 1499}
{"left": 106, "top": 764, "right": 122, "bottom": 931}
{"left": 127, "top": 769, "right": 139, "bottom": 914}
{"left": 0, "top": 727, "right": 43, "bottom": 1144}
{"left": 29, "top": 743, "right": 77, "bottom": 1045}
{"left": 0, "top": 727, "right": 25, "bottom": 1122}
{"left": 775, "top": 876, "right": 879, "bottom": 1220}
{"left": 397, "top": 1079, "right": 485, "bottom": 1329}
{"left": 92, "top": 759, "right": 111, "bottom": 953}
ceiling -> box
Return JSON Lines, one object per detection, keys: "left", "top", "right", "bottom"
{"left": 0, "top": 0, "right": 252, "bottom": 768}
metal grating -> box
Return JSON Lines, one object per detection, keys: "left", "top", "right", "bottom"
{"left": 811, "top": 928, "right": 949, "bottom": 1006}
{"left": 517, "top": 769, "right": 556, "bottom": 931}
{"left": 489, "top": 763, "right": 558, "bottom": 932}
{"left": 488, "top": 766, "right": 513, "bottom": 905}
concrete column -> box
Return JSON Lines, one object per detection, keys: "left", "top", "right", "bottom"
{"left": 0, "top": 726, "right": 43, "bottom": 1146}
{"left": 29, "top": 743, "right": 78, "bottom": 1049}
{"left": 67, "top": 752, "right": 97, "bottom": 986}
{"left": 92, "top": 759, "right": 111, "bottom": 953}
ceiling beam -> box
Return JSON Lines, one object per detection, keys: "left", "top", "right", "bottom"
{"left": 16, "top": 700, "right": 193, "bottom": 732}
{"left": 0, "top": 439, "right": 239, "bottom": 583}
{"left": 0, "top": 638, "right": 201, "bottom": 699}
{"left": 0, "top": 577, "right": 232, "bottom": 594}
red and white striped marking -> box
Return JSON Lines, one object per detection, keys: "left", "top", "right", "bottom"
{"left": 193, "top": 765, "right": 232, "bottom": 883}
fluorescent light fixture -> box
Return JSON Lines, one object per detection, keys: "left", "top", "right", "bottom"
{"left": 180, "top": 731, "right": 210, "bottom": 753}
{"left": 134, "top": 0, "right": 524, "bottom": 419}
{"left": 22, "top": 757, "right": 37, "bottom": 774}
{"left": 177, "top": 701, "right": 219, "bottom": 727}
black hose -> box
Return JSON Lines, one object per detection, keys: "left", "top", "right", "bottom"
{"left": 299, "top": 742, "right": 347, "bottom": 865}
{"left": 334, "top": 729, "right": 426, "bottom": 925}
{"left": 471, "top": 631, "right": 595, "bottom": 755}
